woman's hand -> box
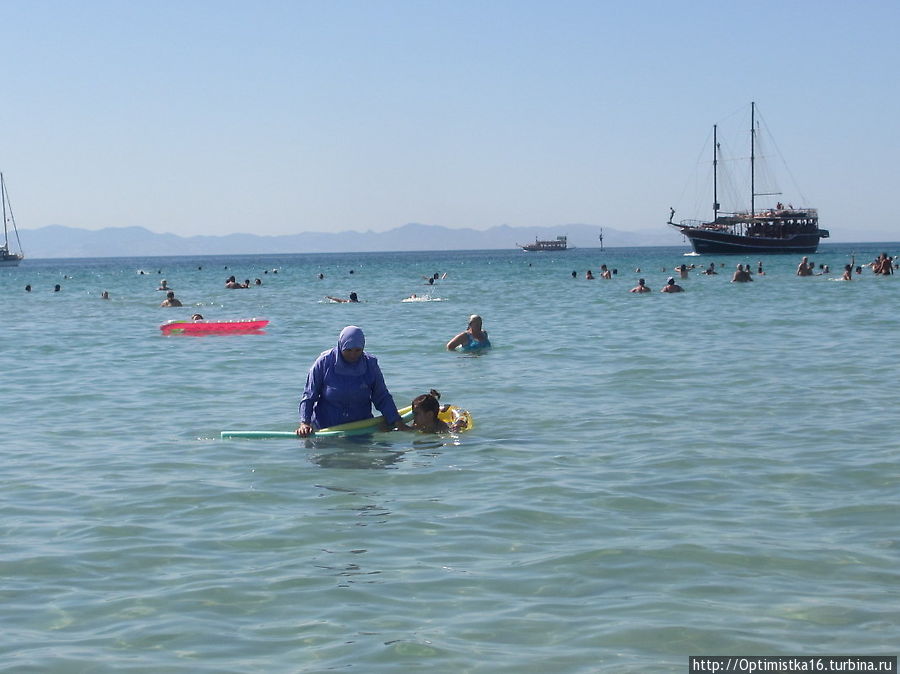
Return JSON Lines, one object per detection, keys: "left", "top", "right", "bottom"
{"left": 296, "top": 422, "right": 314, "bottom": 437}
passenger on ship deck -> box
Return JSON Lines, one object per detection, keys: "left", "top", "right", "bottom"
{"left": 296, "top": 325, "right": 409, "bottom": 437}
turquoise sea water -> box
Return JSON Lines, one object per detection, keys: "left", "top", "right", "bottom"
{"left": 1, "top": 244, "right": 898, "bottom": 673}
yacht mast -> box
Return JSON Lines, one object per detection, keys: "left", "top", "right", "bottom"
{"left": 713, "top": 124, "right": 719, "bottom": 219}
{"left": 1, "top": 173, "right": 7, "bottom": 248}
{"left": 750, "top": 101, "right": 756, "bottom": 216}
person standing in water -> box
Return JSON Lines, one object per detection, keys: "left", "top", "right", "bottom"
{"left": 630, "top": 278, "right": 651, "bottom": 293}
{"left": 447, "top": 314, "right": 491, "bottom": 351}
{"left": 159, "top": 291, "right": 182, "bottom": 307}
{"left": 296, "top": 326, "right": 409, "bottom": 437}
{"left": 661, "top": 278, "right": 684, "bottom": 293}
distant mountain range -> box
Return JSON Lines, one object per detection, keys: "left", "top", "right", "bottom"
{"left": 18, "top": 222, "right": 678, "bottom": 259}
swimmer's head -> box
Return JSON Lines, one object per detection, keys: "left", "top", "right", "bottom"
{"left": 667, "top": 277, "right": 675, "bottom": 285}
{"left": 468, "top": 314, "right": 482, "bottom": 327}
{"left": 412, "top": 389, "right": 441, "bottom": 415}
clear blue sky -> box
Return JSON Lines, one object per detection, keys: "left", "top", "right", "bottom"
{"left": 2, "top": 0, "right": 897, "bottom": 242}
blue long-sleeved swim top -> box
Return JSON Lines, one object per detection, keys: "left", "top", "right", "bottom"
{"left": 298, "top": 348, "right": 401, "bottom": 430}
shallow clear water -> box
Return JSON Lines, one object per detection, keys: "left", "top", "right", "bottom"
{"left": 2, "top": 244, "right": 898, "bottom": 672}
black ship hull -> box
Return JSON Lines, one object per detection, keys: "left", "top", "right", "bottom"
{"left": 674, "top": 226, "right": 827, "bottom": 255}
{"left": 0, "top": 250, "right": 22, "bottom": 266}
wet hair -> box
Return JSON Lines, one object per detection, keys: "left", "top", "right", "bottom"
{"left": 412, "top": 389, "right": 442, "bottom": 415}
{"left": 349, "top": 292, "right": 358, "bottom": 302}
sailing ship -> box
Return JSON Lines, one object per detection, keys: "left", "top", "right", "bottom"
{"left": 0, "top": 173, "right": 24, "bottom": 266}
{"left": 668, "top": 102, "right": 828, "bottom": 255}
{"left": 518, "top": 235, "right": 568, "bottom": 252}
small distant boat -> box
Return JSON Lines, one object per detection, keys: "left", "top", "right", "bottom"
{"left": 0, "top": 173, "right": 24, "bottom": 267}
{"left": 668, "top": 102, "right": 829, "bottom": 255}
{"left": 518, "top": 235, "right": 568, "bottom": 252}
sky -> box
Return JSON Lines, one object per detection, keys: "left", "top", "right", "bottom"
{"left": 1, "top": 0, "right": 898, "bottom": 242}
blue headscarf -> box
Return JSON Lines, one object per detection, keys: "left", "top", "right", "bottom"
{"left": 334, "top": 325, "right": 367, "bottom": 376}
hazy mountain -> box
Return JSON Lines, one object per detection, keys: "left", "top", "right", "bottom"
{"left": 18, "top": 222, "right": 677, "bottom": 259}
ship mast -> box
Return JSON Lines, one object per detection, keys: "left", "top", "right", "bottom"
{"left": 1, "top": 173, "right": 7, "bottom": 249}
{"left": 750, "top": 101, "right": 756, "bottom": 217}
{"left": 713, "top": 124, "right": 719, "bottom": 220}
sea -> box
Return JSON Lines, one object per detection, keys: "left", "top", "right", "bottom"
{"left": 1, "top": 243, "right": 898, "bottom": 673}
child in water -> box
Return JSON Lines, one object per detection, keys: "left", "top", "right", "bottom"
{"left": 411, "top": 390, "right": 451, "bottom": 433}
{"left": 410, "top": 390, "right": 471, "bottom": 433}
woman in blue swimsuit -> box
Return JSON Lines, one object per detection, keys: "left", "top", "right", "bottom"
{"left": 446, "top": 314, "right": 491, "bottom": 352}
